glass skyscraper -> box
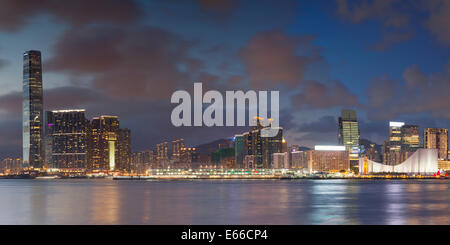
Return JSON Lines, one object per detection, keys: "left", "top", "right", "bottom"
{"left": 338, "top": 110, "right": 360, "bottom": 161}
{"left": 23, "top": 50, "right": 44, "bottom": 169}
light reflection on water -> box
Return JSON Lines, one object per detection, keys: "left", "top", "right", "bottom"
{"left": 0, "top": 179, "right": 449, "bottom": 225}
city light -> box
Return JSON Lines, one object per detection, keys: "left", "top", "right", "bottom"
{"left": 314, "top": 145, "right": 346, "bottom": 151}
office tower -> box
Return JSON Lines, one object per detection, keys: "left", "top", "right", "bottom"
{"left": 234, "top": 134, "right": 245, "bottom": 168}
{"left": 424, "top": 128, "right": 448, "bottom": 160}
{"left": 157, "top": 142, "right": 169, "bottom": 168}
{"left": 338, "top": 110, "right": 360, "bottom": 161}
{"left": 401, "top": 125, "right": 419, "bottom": 151}
{"left": 171, "top": 139, "right": 185, "bottom": 162}
{"left": 388, "top": 122, "right": 404, "bottom": 152}
{"left": 117, "top": 128, "right": 131, "bottom": 172}
{"left": 45, "top": 110, "right": 89, "bottom": 169}
{"left": 23, "top": 50, "right": 44, "bottom": 169}
{"left": 383, "top": 122, "right": 405, "bottom": 165}
{"left": 88, "top": 116, "right": 119, "bottom": 171}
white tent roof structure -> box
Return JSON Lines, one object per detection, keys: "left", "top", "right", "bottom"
{"left": 359, "top": 149, "right": 438, "bottom": 175}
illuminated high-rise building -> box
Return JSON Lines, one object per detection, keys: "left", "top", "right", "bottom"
{"left": 157, "top": 142, "right": 169, "bottom": 168}
{"left": 117, "top": 128, "right": 131, "bottom": 172}
{"left": 45, "top": 110, "right": 89, "bottom": 169}
{"left": 384, "top": 122, "right": 420, "bottom": 165}
{"left": 401, "top": 125, "right": 419, "bottom": 152}
{"left": 23, "top": 50, "right": 44, "bottom": 169}
{"left": 388, "top": 121, "right": 404, "bottom": 152}
{"left": 424, "top": 128, "right": 448, "bottom": 160}
{"left": 88, "top": 116, "right": 119, "bottom": 171}
{"left": 338, "top": 110, "right": 360, "bottom": 165}
{"left": 244, "top": 117, "right": 283, "bottom": 168}
{"left": 171, "top": 139, "right": 185, "bottom": 162}
{"left": 234, "top": 134, "right": 245, "bottom": 168}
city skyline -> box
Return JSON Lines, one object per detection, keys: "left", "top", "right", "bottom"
{"left": 0, "top": 0, "right": 449, "bottom": 160}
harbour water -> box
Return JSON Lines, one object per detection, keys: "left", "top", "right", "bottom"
{"left": 0, "top": 179, "right": 449, "bottom": 225}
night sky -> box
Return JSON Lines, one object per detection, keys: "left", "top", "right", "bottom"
{"left": 0, "top": 0, "right": 449, "bottom": 159}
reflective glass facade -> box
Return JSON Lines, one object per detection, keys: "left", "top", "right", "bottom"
{"left": 23, "top": 50, "right": 43, "bottom": 168}
{"left": 338, "top": 110, "right": 360, "bottom": 160}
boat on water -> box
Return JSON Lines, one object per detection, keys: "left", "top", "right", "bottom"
{"left": 35, "top": 176, "right": 60, "bottom": 180}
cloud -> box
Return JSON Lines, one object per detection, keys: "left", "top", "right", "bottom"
{"left": 292, "top": 80, "right": 358, "bottom": 109}
{"left": 298, "top": 116, "right": 337, "bottom": 133}
{"left": 366, "top": 62, "right": 450, "bottom": 120}
{"left": 335, "top": 0, "right": 415, "bottom": 50}
{"left": 368, "top": 30, "right": 415, "bottom": 51}
{"left": 240, "top": 30, "right": 320, "bottom": 89}
{"left": 425, "top": 0, "right": 450, "bottom": 45}
{"left": 196, "top": 0, "right": 239, "bottom": 18}
{"left": 47, "top": 25, "right": 204, "bottom": 100}
{"left": 335, "top": 0, "right": 410, "bottom": 27}
{"left": 0, "top": 0, "right": 142, "bottom": 31}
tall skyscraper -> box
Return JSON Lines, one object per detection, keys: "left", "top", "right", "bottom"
{"left": 88, "top": 115, "right": 119, "bottom": 171}
{"left": 243, "top": 118, "right": 283, "bottom": 168}
{"left": 117, "top": 128, "right": 131, "bottom": 172}
{"left": 171, "top": 139, "right": 185, "bottom": 162}
{"left": 338, "top": 110, "right": 360, "bottom": 162}
{"left": 234, "top": 134, "right": 245, "bottom": 168}
{"left": 45, "top": 110, "right": 89, "bottom": 169}
{"left": 157, "top": 142, "right": 169, "bottom": 168}
{"left": 384, "top": 122, "right": 420, "bottom": 165}
{"left": 388, "top": 121, "right": 405, "bottom": 152}
{"left": 424, "top": 128, "right": 448, "bottom": 160}
{"left": 401, "top": 125, "right": 419, "bottom": 151}
{"left": 23, "top": 50, "right": 44, "bottom": 169}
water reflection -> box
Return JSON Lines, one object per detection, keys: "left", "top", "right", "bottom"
{"left": 0, "top": 179, "right": 449, "bottom": 224}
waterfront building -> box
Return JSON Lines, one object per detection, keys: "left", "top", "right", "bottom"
{"left": 88, "top": 116, "right": 120, "bottom": 171}
{"left": 401, "top": 125, "right": 420, "bottom": 151}
{"left": 338, "top": 110, "right": 360, "bottom": 162}
{"left": 234, "top": 134, "right": 245, "bottom": 168}
{"left": 0, "top": 158, "right": 22, "bottom": 173}
{"left": 45, "top": 110, "right": 89, "bottom": 170}
{"left": 272, "top": 152, "right": 289, "bottom": 169}
{"left": 243, "top": 155, "right": 256, "bottom": 169}
{"left": 157, "top": 142, "right": 169, "bottom": 168}
{"left": 179, "top": 147, "right": 198, "bottom": 168}
{"left": 290, "top": 151, "right": 303, "bottom": 169}
{"left": 171, "top": 139, "right": 185, "bottom": 162}
{"left": 117, "top": 128, "right": 131, "bottom": 172}
{"left": 295, "top": 146, "right": 350, "bottom": 173}
{"left": 388, "top": 121, "right": 405, "bottom": 153}
{"left": 131, "top": 150, "right": 154, "bottom": 174}
{"left": 438, "top": 160, "right": 450, "bottom": 171}
{"left": 359, "top": 149, "right": 438, "bottom": 175}
{"left": 243, "top": 118, "right": 283, "bottom": 168}
{"left": 384, "top": 122, "right": 419, "bottom": 165}
{"left": 424, "top": 128, "right": 448, "bottom": 160}
{"left": 23, "top": 50, "right": 44, "bottom": 169}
